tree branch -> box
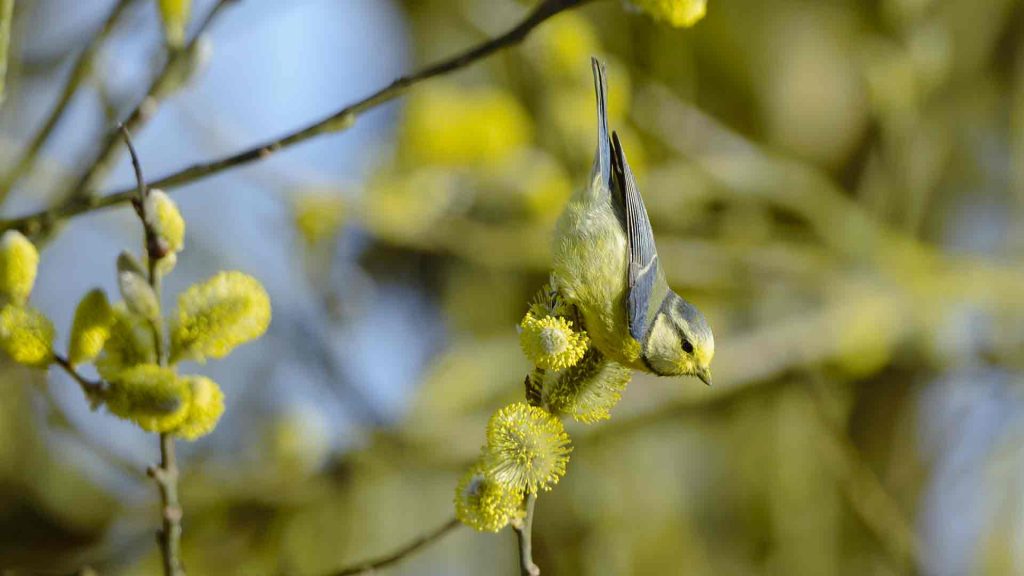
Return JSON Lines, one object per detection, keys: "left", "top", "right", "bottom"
{"left": 0, "top": 0, "right": 593, "bottom": 236}
{"left": 513, "top": 493, "right": 540, "bottom": 576}
{"left": 327, "top": 517, "right": 461, "bottom": 576}
{"left": 0, "top": 0, "right": 138, "bottom": 201}
{"left": 52, "top": 352, "right": 107, "bottom": 405}
{"left": 121, "top": 124, "right": 183, "bottom": 576}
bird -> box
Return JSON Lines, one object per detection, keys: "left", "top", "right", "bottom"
{"left": 551, "top": 57, "right": 715, "bottom": 385}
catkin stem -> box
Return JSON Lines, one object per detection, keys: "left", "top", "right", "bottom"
{"left": 514, "top": 493, "right": 540, "bottom": 576}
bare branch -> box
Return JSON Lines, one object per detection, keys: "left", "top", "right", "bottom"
{"left": 0, "top": 0, "right": 138, "bottom": 201}
{"left": 0, "top": 0, "right": 593, "bottom": 236}
{"left": 327, "top": 517, "right": 460, "bottom": 576}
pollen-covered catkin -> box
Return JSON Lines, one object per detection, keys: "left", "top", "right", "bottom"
{"left": 545, "top": 347, "right": 631, "bottom": 423}
{"left": 105, "top": 364, "right": 191, "bottom": 433}
{"left": 0, "top": 231, "right": 38, "bottom": 306}
{"left": 0, "top": 305, "right": 54, "bottom": 367}
{"left": 174, "top": 375, "right": 225, "bottom": 440}
{"left": 485, "top": 402, "right": 572, "bottom": 494}
{"left": 170, "top": 271, "right": 271, "bottom": 363}
{"left": 454, "top": 461, "right": 523, "bottom": 532}
{"left": 144, "top": 189, "right": 185, "bottom": 254}
{"left": 519, "top": 312, "right": 588, "bottom": 371}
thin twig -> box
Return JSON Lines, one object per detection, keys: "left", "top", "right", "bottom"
{"left": 0, "top": 0, "right": 138, "bottom": 200}
{"left": 0, "top": 0, "right": 592, "bottom": 236}
{"left": 121, "top": 125, "right": 184, "bottom": 576}
{"left": 0, "top": 0, "right": 14, "bottom": 107}
{"left": 24, "top": 0, "right": 234, "bottom": 241}
{"left": 149, "top": 432, "right": 184, "bottom": 576}
{"left": 52, "top": 352, "right": 107, "bottom": 404}
{"left": 513, "top": 494, "right": 540, "bottom": 576}
{"left": 326, "top": 517, "right": 461, "bottom": 576}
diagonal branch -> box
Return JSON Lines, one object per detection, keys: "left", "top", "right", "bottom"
{"left": 327, "top": 517, "right": 461, "bottom": 576}
{"left": 0, "top": 0, "right": 138, "bottom": 201}
{"left": 63, "top": 0, "right": 236, "bottom": 206}
{"left": 0, "top": 0, "right": 594, "bottom": 236}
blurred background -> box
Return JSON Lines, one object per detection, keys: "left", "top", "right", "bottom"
{"left": 0, "top": 0, "right": 1022, "bottom": 574}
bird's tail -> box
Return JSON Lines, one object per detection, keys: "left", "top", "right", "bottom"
{"left": 591, "top": 57, "right": 612, "bottom": 190}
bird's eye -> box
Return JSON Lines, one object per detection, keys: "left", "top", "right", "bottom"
{"left": 681, "top": 340, "right": 694, "bottom": 354}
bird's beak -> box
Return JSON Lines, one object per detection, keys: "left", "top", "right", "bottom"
{"left": 696, "top": 367, "right": 713, "bottom": 387}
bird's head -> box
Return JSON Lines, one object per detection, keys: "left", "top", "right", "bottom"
{"left": 642, "top": 293, "right": 715, "bottom": 385}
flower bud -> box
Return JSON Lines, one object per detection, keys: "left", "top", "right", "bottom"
{"left": 144, "top": 189, "right": 185, "bottom": 254}
{"left": 0, "top": 305, "right": 54, "bottom": 367}
{"left": 0, "top": 231, "right": 38, "bottom": 306}
{"left": 519, "top": 312, "right": 588, "bottom": 370}
{"left": 173, "top": 375, "right": 224, "bottom": 440}
{"left": 68, "top": 289, "right": 115, "bottom": 365}
{"left": 485, "top": 402, "right": 571, "bottom": 493}
{"left": 170, "top": 271, "right": 271, "bottom": 363}
{"left": 117, "top": 252, "right": 160, "bottom": 321}
{"left": 157, "top": 0, "right": 192, "bottom": 49}
{"left": 105, "top": 364, "right": 191, "bottom": 433}
{"left": 455, "top": 461, "right": 522, "bottom": 532}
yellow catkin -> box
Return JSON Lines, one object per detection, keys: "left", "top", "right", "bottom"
{"left": 95, "top": 304, "right": 157, "bottom": 381}
{"left": 0, "top": 231, "right": 38, "bottom": 306}
{"left": 401, "top": 83, "right": 532, "bottom": 166}
{"left": 106, "top": 364, "right": 191, "bottom": 433}
{"left": 145, "top": 189, "right": 186, "bottom": 254}
{"left": 485, "top": 402, "right": 572, "bottom": 493}
{"left": 455, "top": 461, "right": 523, "bottom": 532}
{"left": 293, "top": 192, "right": 346, "bottom": 246}
{"left": 170, "top": 271, "right": 271, "bottom": 363}
{"left": 0, "top": 305, "right": 54, "bottom": 367}
{"left": 174, "top": 376, "right": 225, "bottom": 441}
{"left": 68, "top": 289, "right": 115, "bottom": 365}
{"left": 627, "top": 0, "right": 707, "bottom": 27}
{"left": 519, "top": 312, "right": 588, "bottom": 370}
{"left": 545, "top": 348, "right": 632, "bottom": 423}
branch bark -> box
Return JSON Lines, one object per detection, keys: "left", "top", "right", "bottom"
{"left": 514, "top": 493, "right": 540, "bottom": 576}
{"left": 0, "top": 0, "right": 593, "bottom": 236}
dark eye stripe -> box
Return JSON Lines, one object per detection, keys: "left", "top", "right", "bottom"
{"left": 682, "top": 340, "right": 694, "bottom": 354}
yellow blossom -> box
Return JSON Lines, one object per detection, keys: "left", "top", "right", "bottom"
{"left": 68, "top": 288, "right": 115, "bottom": 365}
{"left": 174, "top": 375, "right": 225, "bottom": 440}
{"left": 0, "top": 231, "right": 38, "bottom": 306}
{"left": 0, "top": 305, "right": 54, "bottom": 367}
{"left": 519, "top": 312, "right": 588, "bottom": 370}
{"left": 545, "top": 348, "right": 631, "bottom": 423}
{"left": 106, "top": 364, "right": 191, "bottom": 433}
{"left": 96, "top": 304, "right": 157, "bottom": 381}
{"left": 170, "top": 271, "right": 271, "bottom": 363}
{"left": 485, "top": 402, "right": 571, "bottom": 493}
{"left": 144, "top": 189, "right": 185, "bottom": 254}
{"left": 627, "top": 0, "right": 707, "bottom": 27}
{"left": 158, "top": 0, "right": 192, "bottom": 48}
{"left": 529, "top": 11, "right": 600, "bottom": 80}
{"left": 293, "top": 192, "right": 346, "bottom": 245}
{"left": 401, "top": 82, "right": 532, "bottom": 167}
{"left": 455, "top": 461, "right": 523, "bottom": 532}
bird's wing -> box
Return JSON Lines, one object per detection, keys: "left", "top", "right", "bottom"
{"left": 591, "top": 57, "right": 613, "bottom": 193}
{"left": 611, "top": 132, "right": 659, "bottom": 342}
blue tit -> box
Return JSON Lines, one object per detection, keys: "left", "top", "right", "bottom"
{"left": 551, "top": 58, "right": 715, "bottom": 385}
